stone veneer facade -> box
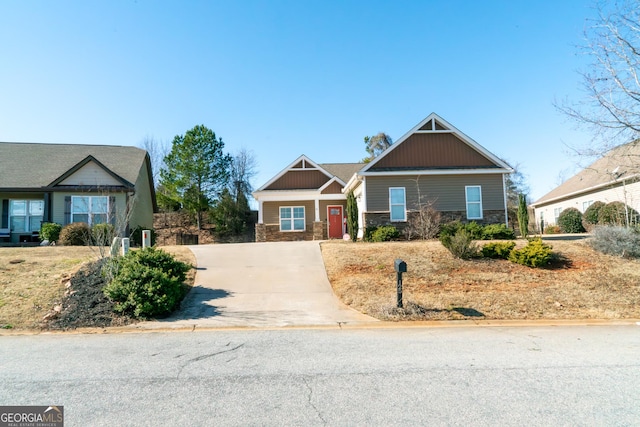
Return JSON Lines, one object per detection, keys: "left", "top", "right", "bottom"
{"left": 255, "top": 222, "right": 327, "bottom": 242}
{"left": 364, "top": 210, "right": 507, "bottom": 233}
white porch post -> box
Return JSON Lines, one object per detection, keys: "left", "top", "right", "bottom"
{"left": 314, "top": 199, "right": 320, "bottom": 222}
{"left": 258, "top": 200, "right": 264, "bottom": 224}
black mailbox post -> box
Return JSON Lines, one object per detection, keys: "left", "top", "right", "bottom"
{"left": 394, "top": 259, "right": 407, "bottom": 308}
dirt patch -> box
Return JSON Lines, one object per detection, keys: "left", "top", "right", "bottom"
{"left": 321, "top": 239, "right": 640, "bottom": 321}
{"left": 45, "top": 259, "right": 133, "bottom": 330}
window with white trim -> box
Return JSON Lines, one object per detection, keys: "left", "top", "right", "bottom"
{"left": 553, "top": 207, "right": 562, "bottom": 223}
{"left": 9, "top": 200, "right": 44, "bottom": 233}
{"left": 280, "top": 206, "right": 305, "bottom": 231}
{"left": 582, "top": 200, "right": 593, "bottom": 212}
{"left": 71, "top": 196, "right": 109, "bottom": 225}
{"left": 465, "top": 186, "right": 482, "bottom": 220}
{"left": 389, "top": 187, "right": 406, "bottom": 222}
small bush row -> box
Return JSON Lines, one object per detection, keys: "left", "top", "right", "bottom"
{"left": 550, "top": 201, "right": 640, "bottom": 234}
{"left": 440, "top": 228, "right": 553, "bottom": 268}
{"left": 41, "top": 222, "right": 155, "bottom": 246}
{"left": 102, "top": 247, "right": 192, "bottom": 319}
{"left": 440, "top": 221, "right": 515, "bottom": 240}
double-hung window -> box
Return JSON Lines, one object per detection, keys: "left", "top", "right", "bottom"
{"left": 553, "top": 207, "right": 562, "bottom": 224}
{"left": 9, "top": 200, "right": 44, "bottom": 233}
{"left": 465, "top": 186, "right": 482, "bottom": 220}
{"left": 280, "top": 206, "right": 305, "bottom": 231}
{"left": 71, "top": 196, "right": 109, "bottom": 225}
{"left": 389, "top": 187, "right": 406, "bottom": 222}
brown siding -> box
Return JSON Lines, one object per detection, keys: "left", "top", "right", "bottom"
{"left": 321, "top": 181, "right": 343, "bottom": 194}
{"left": 366, "top": 174, "right": 505, "bottom": 212}
{"left": 265, "top": 170, "right": 330, "bottom": 190}
{"left": 370, "top": 133, "right": 497, "bottom": 170}
{"left": 263, "top": 200, "right": 316, "bottom": 230}
{"left": 434, "top": 120, "right": 446, "bottom": 130}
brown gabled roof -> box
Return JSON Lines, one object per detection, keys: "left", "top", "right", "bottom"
{"left": 319, "top": 163, "right": 364, "bottom": 183}
{"left": 0, "top": 142, "right": 148, "bottom": 189}
{"left": 532, "top": 141, "right": 640, "bottom": 206}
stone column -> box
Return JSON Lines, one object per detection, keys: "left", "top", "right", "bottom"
{"left": 313, "top": 221, "right": 324, "bottom": 240}
{"left": 255, "top": 223, "right": 266, "bottom": 242}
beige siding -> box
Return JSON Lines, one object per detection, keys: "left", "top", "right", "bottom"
{"left": 534, "top": 180, "right": 640, "bottom": 226}
{"left": 58, "top": 161, "right": 122, "bottom": 186}
{"left": 321, "top": 181, "right": 343, "bottom": 194}
{"left": 263, "top": 200, "right": 315, "bottom": 230}
{"left": 366, "top": 174, "right": 505, "bottom": 212}
{"left": 129, "top": 163, "right": 154, "bottom": 229}
{"left": 51, "top": 192, "right": 127, "bottom": 226}
{"left": 319, "top": 200, "right": 347, "bottom": 222}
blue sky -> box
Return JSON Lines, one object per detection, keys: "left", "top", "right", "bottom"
{"left": 1, "top": 1, "right": 599, "bottom": 201}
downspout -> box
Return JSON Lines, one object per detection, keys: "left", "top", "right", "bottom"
{"left": 502, "top": 173, "right": 509, "bottom": 226}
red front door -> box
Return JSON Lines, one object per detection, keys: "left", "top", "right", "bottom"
{"left": 328, "top": 206, "right": 343, "bottom": 239}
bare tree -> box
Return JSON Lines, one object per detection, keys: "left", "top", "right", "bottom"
{"left": 229, "top": 148, "right": 258, "bottom": 203}
{"left": 404, "top": 176, "right": 441, "bottom": 240}
{"left": 556, "top": 0, "right": 640, "bottom": 157}
{"left": 140, "top": 135, "right": 168, "bottom": 186}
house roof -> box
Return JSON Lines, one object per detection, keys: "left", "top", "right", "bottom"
{"left": 360, "top": 112, "right": 512, "bottom": 174}
{"left": 319, "top": 163, "right": 364, "bottom": 183}
{"left": 0, "top": 142, "right": 148, "bottom": 189}
{"left": 532, "top": 141, "right": 640, "bottom": 207}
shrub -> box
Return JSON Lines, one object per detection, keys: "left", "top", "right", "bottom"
{"left": 440, "top": 229, "right": 479, "bottom": 259}
{"left": 91, "top": 223, "right": 115, "bottom": 246}
{"left": 589, "top": 226, "right": 640, "bottom": 258}
{"left": 369, "top": 225, "right": 400, "bottom": 242}
{"left": 439, "top": 221, "right": 464, "bottom": 239}
{"left": 130, "top": 226, "right": 157, "bottom": 247}
{"left": 508, "top": 238, "right": 553, "bottom": 267}
{"left": 598, "top": 201, "right": 629, "bottom": 226}
{"left": 464, "top": 221, "right": 484, "bottom": 240}
{"left": 59, "top": 222, "right": 91, "bottom": 246}
{"left": 481, "top": 241, "right": 516, "bottom": 259}
{"left": 583, "top": 201, "right": 605, "bottom": 230}
{"left": 557, "top": 208, "right": 586, "bottom": 233}
{"left": 40, "top": 222, "right": 62, "bottom": 243}
{"left": 544, "top": 224, "right": 561, "bottom": 234}
{"left": 482, "top": 223, "right": 515, "bottom": 240}
{"left": 404, "top": 204, "right": 441, "bottom": 240}
{"left": 103, "top": 247, "right": 192, "bottom": 318}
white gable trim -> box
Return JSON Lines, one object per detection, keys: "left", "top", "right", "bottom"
{"left": 318, "top": 176, "right": 346, "bottom": 192}
{"left": 255, "top": 154, "right": 336, "bottom": 192}
{"left": 360, "top": 112, "right": 513, "bottom": 173}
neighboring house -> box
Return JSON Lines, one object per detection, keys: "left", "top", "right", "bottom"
{"left": 0, "top": 142, "right": 156, "bottom": 243}
{"left": 253, "top": 113, "right": 513, "bottom": 241}
{"left": 531, "top": 141, "right": 640, "bottom": 227}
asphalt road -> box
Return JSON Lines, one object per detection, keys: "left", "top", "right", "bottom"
{"left": 1, "top": 325, "right": 639, "bottom": 426}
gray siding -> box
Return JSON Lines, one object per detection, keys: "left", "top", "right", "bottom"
{"left": 51, "top": 192, "right": 126, "bottom": 226}
{"left": 366, "top": 174, "right": 505, "bottom": 212}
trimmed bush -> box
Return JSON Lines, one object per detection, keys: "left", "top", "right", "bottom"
{"left": 464, "top": 221, "right": 484, "bottom": 240}
{"left": 369, "top": 225, "right": 400, "bottom": 242}
{"left": 40, "top": 222, "right": 62, "bottom": 243}
{"left": 481, "top": 224, "right": 515, "bottom": 240}
{"left": 589, "top": 226, "right": 640, "bottom": 258}
{"left": 440, "top": 229, "right": 479, "bottom": 259}
{"left": 508, "top": 238, "right": 553, "bottom": 268}
{"left": 481, "top": 241, "right": 516, "bottom": 259}
{"left": 91, "top": 223, "right": 115, "bottom": 246}
{"left": 130, "top": 226, "right": 157, "bottom": 247}
{"left": 103, "top": 247, "right": 192, "bottom": 318}
{"left": 59, "top": 222, "right": 91, "bottom": 246}
{"left": 598, "top": 201, "right": 629, "bottom": 226}
{"left": 583, "top": 201, "right": 605, "bottom": 230}
{"left": 557, "top": 208, "right": 586, "bottom": 233}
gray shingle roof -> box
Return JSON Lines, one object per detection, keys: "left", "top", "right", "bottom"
{"left": 532, "top": 141, "right": 640, "bottom": 206}
{"left": 319, "top": 163, "right": 364, "bottom": 183}
{"left": 0, "top": 142, "right": 148, "bottom": 189}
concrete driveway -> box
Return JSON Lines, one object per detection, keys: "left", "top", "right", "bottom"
{"left": 140, "top": 241, "right": 376, "bottom": 328}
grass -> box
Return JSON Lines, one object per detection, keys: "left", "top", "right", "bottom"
{"left": 0, "top": 245, "right": 196, "bottom": 330}
{"left": 321, "top": 239, "right": 640, "bottom": 321}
